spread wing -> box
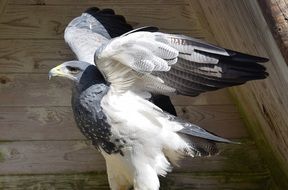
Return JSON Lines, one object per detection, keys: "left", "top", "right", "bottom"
{"left": 94, "top": 27, "right": 268, "bottom": 96}
{"left": 64, "top": 8, "right": 177, "bottom": 114}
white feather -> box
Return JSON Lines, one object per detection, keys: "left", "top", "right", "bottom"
{"left": 100, "top": 89, "right": 193, "bottom": 189}
{"left": 95, "top": 32, "right": 177, "bottom": 72}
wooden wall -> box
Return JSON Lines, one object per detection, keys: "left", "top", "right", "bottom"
{"left": 195, "top": 0, "right": 288, "bottom": 188}
{"left": 0, "top": 0, "right": 281, "bottom": 189}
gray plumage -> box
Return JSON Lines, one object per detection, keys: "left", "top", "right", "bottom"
{"left": 72, "top": 81, "right": 113, "bottom": 152}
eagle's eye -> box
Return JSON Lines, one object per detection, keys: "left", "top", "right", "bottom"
{"left": 66, "top": 66, "right": 80, "bottom": 74}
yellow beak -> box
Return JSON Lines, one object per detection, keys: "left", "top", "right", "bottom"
{"left": 48, "top": 64, "right": 76, "bottom": 80}
{"left": 48, "top": 64, "right": 63, "bottom": 80}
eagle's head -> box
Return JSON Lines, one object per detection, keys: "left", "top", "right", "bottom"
{"left": 49, "top": 61, "right": 106, "bottom": 90}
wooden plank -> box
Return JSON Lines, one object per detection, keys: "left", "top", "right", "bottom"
{"left": 0, "top": 106, "right": 82, "bottom": 140}
{"left": 0, "top": 40, "right": 73, "bottom": 74}
{"left": 0, "top": 172, "right": 273, "bottom": 190}
{"left": 0, "top": 140, "right": 105, "bottom": 174}
{"left": 0, "top": 74, "right": 71, "bottom": 106}
{"left": 0, "top": 104, "right": 245, "bottom": 141}
{"left": 0, "top": 74, "right": 233, "bottom": 106}
{"left": 0, "top": 0, "right": 8, "bottom": 18}
{"left": 0, "top": 4, "right": 210, "bottom": 39}
{"left": 171, "top": 89, "right": 233, "bottom": 106}
{"left": 177, "top": 140, "right": 268, "bottom": 173}
{"left": 0, "top": 140, "right": 267, "bottom": 175}
{"left": 258, "top": 0, "right": 288, "bottom": 65}
{"left": 161, "top": 172, "right": 272, "bottom": 190}
{"left": 0, "top": 173, "right": 109, "bottom": 190}
{"left": 8, "top": 0, "right": 188, "bottom": 5}
{"left": 175, "top": 105, "right": 248, "bottom": 138}
{"left": 198, "top": 0, "right": 288, "bottom": 188}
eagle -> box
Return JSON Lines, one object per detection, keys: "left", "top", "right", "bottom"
{"left": 49, "top": 8, "right": 268, "bottom": 190}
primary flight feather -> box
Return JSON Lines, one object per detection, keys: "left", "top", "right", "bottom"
{"left": 49, "top": 7, "right": 268, "bottom": 190}
{"left": 94, "top": 28, "right": 268, "bottom": 97}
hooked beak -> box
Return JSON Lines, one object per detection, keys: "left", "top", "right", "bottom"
{"left": 48, "top": 65, "right": 63, "bottom": 80}
{"left": 48, "top": 64, "right": 76, "bottom": 81}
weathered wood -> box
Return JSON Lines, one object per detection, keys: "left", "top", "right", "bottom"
{"left": 198, "top": 0, "right": 288, "bottom": 188}
{"left": 0, "top": 140, "right": 266, "bottom": 175}
{"left": 0, "top": 106, "right": 82, "bottom": 140}
{"left": 0, "top": 172, "right": 273, "bottom": 190}
{"left": 0, "top": 105, "right": 246, "bottom": 141}
{"left": 161, "top": 172, "right": 273, "bottom": 190}
{"left": 0, "top": 173, "right": 109, "bottom": 190}
{"left": 0, "top": 74, "right": 71, "bottom": 106}
{"left": 8, "top": 0, "right": 188, "bottom": 5}
{"left": 0, "top": 40, "right": 73, "bottom": 74}
{"left": 0, "top": 0, "right": 8, "bottom": 18}
{"left": 0, "top": 140, "right": 105, "bottom": 174}
{"left": 176, "top": 105, "right": 248, "bottom": 138}
{"left": 0, "top": 4, "right": 211, "bottom": 39}
{"left": 258, "top": 0, "right": 288, "bottom": 65}
{"left": 171, "top": 89, "right": 233, "bottom": 106}
{"left": 178, "top": 140, "right": 268, "bottom": 174}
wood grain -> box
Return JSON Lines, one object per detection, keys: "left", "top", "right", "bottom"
{"left": 0, "top": 40, "right": 73, "bottom": 74}
{"left": 0, "top": 74, "right": 71, "bottom": 106}
{"left": 0, "top": 4, "right": 211, "bottom": 39}
{"left": 175, "top": 105, "right": 248, "bottom": 138}
{"left": 0, "top": 106, "right": 82, "bottom": 140}
{"left": 161, "top": 172, "right": 272, "bottom": 190}
{"left": 258, "top": 0, "right": 288, "bottom": 65}
{"left": 0, "top": 172, "right": 273, "bottom": 190}
{"left": 0, "top": 140, "right": 266, "bottom": 175}
{"left": 171, "top": 89, "right": 233, "bottom": 106}
{"left": 0, "top": 140, "right": 105, "bottom": 174}
{"left": 0, "top": 0, "right": 8, "bottom": 18}
{"left": 198, "top": 0, "right": 288, "bottom": 187}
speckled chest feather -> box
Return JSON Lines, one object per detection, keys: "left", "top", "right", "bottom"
{"left": 71, "top": 84, "right": 122, "bottom": 154}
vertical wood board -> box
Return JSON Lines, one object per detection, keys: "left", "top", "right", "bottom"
{"left": 198, "top": 0, "right": 288, "bottom": 187}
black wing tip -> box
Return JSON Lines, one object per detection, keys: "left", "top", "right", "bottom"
{"left": 138, "top": 26, "right": 159, "bottom": 32}
{"left": 257, "top": 57, "right": 269, "bottom": 63}
{"left": 122, "top": 26, "right": 159, "bottom": 36}
{"left": 219, "top": 58, "right": 269, "bottom": 82}
{"left": 225, "top": 49, "right": 269, "bottom": 63}
{"left": 84, "top": 7, "right": 133, "bottom": 38}
{"left": 85, "top": 7, "right": 100, "bottom": 14}
{"left": 256, "top": 71, "right": 269, "bottom": 79}
{"left": 85, "top": 7, "right": 115, "bottom": 16}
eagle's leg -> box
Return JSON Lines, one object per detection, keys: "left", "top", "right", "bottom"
{"left": 132, "top": 161, "right": 160, "bottom": 190}
{"left": 103, "top": 150, "right": 161, "bottom": 190}
{"left": 104, "top": 152, "right": 134, "bottom": 190}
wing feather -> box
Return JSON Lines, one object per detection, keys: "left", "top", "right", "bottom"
{"left": 94, "top": 29, "right": 268, "bottom": 96}
{"left": 152, "top": 33, "right": 268, "bottom": 96}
